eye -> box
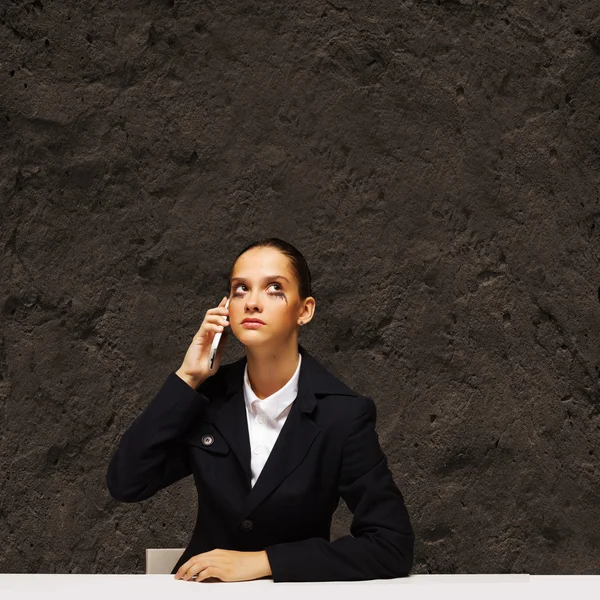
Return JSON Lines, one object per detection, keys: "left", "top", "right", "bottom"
{"left": 231, "top": 283, "right": 285, "bottom": 297}
{"left": 268, "top": 283, "right": 286, "bottom": 296}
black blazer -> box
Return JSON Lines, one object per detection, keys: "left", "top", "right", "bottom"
{"left": 106, "top": 343, "right": 415, "bottom": 582}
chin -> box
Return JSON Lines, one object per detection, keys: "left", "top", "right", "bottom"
{"left": 236, "top": 330, "right": 278, "bottom": 349}
{"left": 239, "top": 336, "right": 271, "bottom": 348}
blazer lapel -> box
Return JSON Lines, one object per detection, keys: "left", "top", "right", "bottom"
{"left": 243, "top": 375, "right": 320, "bottom": 515}
{"left": 211, "top": 384, "right": 253, "bottom": 493}
{"left": 210, "top": 343, "right": 357, "bottom": 514}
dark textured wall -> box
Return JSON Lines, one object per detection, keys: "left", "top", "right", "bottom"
{"left": 2, "top": 0, "right": 600, "bottom": 575}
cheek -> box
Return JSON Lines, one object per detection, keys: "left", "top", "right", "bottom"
{"left": 271, "top": 303, "right": 293, "bottom": 322}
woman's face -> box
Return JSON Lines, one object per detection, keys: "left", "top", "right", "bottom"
{"left": 228, "top": 246, "right": 309, "bottom": 347}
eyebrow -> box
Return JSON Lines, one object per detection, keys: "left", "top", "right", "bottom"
{"left": 230, "top": 275, "right": 290, "bottom": 284}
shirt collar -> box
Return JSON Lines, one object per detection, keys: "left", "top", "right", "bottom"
{"left": 243, "top": 353, "right": 302, "bottom": 421}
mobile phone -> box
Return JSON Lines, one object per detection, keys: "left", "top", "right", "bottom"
{"left": 209, "top": 297, "right": 230, "bottom": 370}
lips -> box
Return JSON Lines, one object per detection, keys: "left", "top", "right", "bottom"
{"left": 242, "top": 318, "right": 265, "bottom": 324}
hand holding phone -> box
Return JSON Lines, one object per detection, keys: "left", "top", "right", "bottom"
{"left": 209, "top": 297, "right": 230, "bottom": 370}
{"left": 175, "top": 296, "right": 230, "bottom": 389}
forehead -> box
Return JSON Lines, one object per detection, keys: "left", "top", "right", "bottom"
{"left": 231, "top": 247, "right": 291, "bottom": 279}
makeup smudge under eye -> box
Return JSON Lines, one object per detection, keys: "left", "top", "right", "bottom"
{"left": 231, "top": 283, "right": 286, "bottom": 298}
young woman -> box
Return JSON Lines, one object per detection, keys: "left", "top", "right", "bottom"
{"left": 106, "top": 238, "right": 415, "bottom": 583}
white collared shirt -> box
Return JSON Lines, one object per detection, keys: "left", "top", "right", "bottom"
{"left": 243, "top": 352, "right": 302, "bottom": 488}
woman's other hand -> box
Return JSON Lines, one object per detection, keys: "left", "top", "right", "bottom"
{"left": 174, "top": 549, "right": 272, "bottom": 582}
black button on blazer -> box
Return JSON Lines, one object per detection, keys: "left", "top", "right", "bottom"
{"left": 106, "top": 343, "right": 415, "bottom": 582}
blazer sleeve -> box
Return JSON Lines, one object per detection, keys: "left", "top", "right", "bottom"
{"left": 264, "top": 395, "right": 415, "bottom": 582}
{"left": 106, "top": 371, "right": 211, "bottom": 503}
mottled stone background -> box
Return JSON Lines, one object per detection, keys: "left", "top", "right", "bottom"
{"left": 1, "top": 0, "right": 600, "bottom": 575}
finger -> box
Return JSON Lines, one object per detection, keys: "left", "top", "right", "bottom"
{"left": 203, "top": 321, "right": 224, "bottom": 334}
{"left": 184, "top": 558, "right": 216, "bottom": 581}
{"left": 207, "top": 297, "right": 228, "bottom": 317}
{"left": 204, "top": 315, "right": 228, "bottom": 328}
{"left": 175, "top": 558, "right": 195, "bottom": 580}
{"left": 196, "top": 566, "right": 218, "bottom": 582}
{"left": 221, "top": 295, "right": 230, "bottom": 312}
{"left": 179, "top": 553, "right": 217, "bottom": 580}
{"left": 210, "top": 296, "right": 227, "bottom": 312}
{"left": 176, "top": 550, "right": 221, "bottom": 580}
{"left": 208, "top": 315, "right": 229, "bottom": 326}
{"left": 207, "top": 311, "right": 227, "bottom": 319}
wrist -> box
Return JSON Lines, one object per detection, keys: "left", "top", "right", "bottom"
{"left": 256, "top": 550, "right": 272, "bottom": 578}
{"left": 175, "top": 369, "right": 203, "bottom": 390}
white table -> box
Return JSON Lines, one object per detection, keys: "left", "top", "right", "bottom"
{"left": 1, "top": 574, "right": 598, "bottom": 599}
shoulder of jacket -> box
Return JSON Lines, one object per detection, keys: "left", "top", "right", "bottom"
{"left": 317, "top": 392, "right": 375, "bottom": 424}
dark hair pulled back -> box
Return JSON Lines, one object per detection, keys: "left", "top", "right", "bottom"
{"left": 229, "top": 238, "right": 313, "bottom": 300}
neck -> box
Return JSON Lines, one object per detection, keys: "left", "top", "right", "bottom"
{"left": 245, "top": 338, "right": 300, "bottom": 399}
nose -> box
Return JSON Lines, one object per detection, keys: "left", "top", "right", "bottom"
{"left": 244, "top": 292, "right": 262, "bottom": 312}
